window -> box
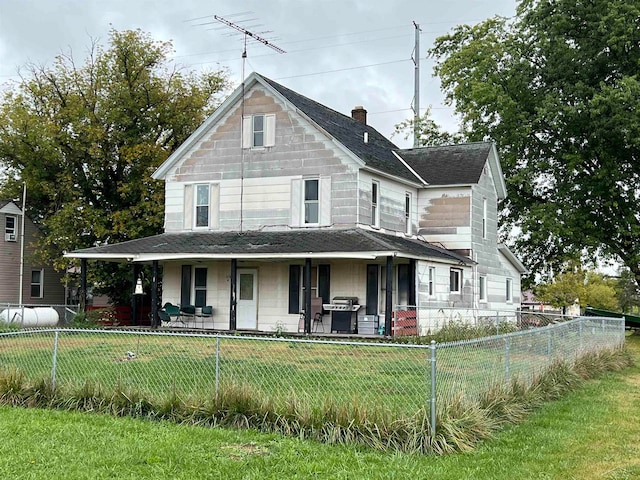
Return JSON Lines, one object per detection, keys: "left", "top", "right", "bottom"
{"left": 242, "top": 114, "right": 275, "bottom": 148}
{"left": 195, "top": 184, "right": 210, "bottom": 228}
{"left": 482, "top": 198, "right": 488, "bottom": 239}
{"left": 194, "top": 268, "right": 207, "bottom": 307}
{"left": 479, "top": 275, "right": 487, "bottom": 302}
{"left": 5, "top": 216, "right": 16, "bottom": 242}
{"left": 506, "top": 277, "right": 513, "bottom": 303}
{"left": 304, "top": 179, "right": 319, "bottom": 224}
{"left": 450, "top": 268, "right": 462, "bottom": 293}
{"left": 252, "top": 115, "right": 264, "bottom": 147}
{"left": 371, "top": 181, "right": 380, "bottom": 227}
{"left": 30, "top": 269, "right": 43, "bottom": 298}
{"left": 428, "top": 266, "right": 436, "bottom": 296}
{"left": 405, "top": 193, "right": 411, "bottom": 234}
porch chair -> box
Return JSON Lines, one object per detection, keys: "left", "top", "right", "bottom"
{"left": 180, "top": 305, "right": 196, "bottom": 326}
{"left": 196, "top": 306, "right": 213, "bottom": 328}
{"left": 311, "top": 297, "right": 324, "bottom": 333}
{"left": 163, "top": 302, "right": 183, "bottom": 325}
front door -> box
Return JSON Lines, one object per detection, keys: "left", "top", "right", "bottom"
{"left": 237, "top": 269, "right": 258, "bottom": 329}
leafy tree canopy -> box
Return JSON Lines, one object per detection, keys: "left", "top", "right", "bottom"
{"left": 534, "top": 266, "right": 618, "bottom": 312}
{"left": 429, "top": 0, "right": 640, "bottom": 286}
{"left": 0, "top": 29, "right": 229, "bottom": 303}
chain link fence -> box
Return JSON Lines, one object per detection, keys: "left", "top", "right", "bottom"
{"left": 0, "top": 316, "right": 625, "bottom": 436}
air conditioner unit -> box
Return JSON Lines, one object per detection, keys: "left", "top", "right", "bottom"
{"left": 5, "top": 233, "right": 16, "bottom": 242}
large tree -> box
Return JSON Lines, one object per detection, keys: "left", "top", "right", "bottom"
{"left": 429, "top": 0, "right": 640, "bottom": 286}
{"left": 0, "top": 29, "right": 229, "bottom": 303}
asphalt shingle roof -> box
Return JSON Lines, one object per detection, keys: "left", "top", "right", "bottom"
{"left": 69, "top": 228, "right": 472, "bottom": 264}
{"left": 396, "top": 142, "right": 493, "bottom": 186}
{"left": 258, "top": 74, "right": 420, "bottom": 183}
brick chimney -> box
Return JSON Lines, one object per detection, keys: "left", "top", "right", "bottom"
{"left": 351, "top": 105, "right": 367, "bottom": 125}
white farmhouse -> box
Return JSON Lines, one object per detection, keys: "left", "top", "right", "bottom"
{"left": 68, "top": 72, "right": 525, "bottom": 334}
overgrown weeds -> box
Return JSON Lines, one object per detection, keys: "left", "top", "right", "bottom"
{"left": 0, "top": 346, "right": 631, "bottom": 454}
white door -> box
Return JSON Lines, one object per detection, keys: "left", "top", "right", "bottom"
{"left": 237, "top": 269, "right": 258, "bottom": 329}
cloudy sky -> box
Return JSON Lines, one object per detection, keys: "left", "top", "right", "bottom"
{"left": 0, "top": 0, "right": 517, "bottom": 148}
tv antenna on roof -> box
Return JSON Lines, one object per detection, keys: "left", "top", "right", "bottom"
{"left": 213, "top": 14, "right": 286, "bottom": 81}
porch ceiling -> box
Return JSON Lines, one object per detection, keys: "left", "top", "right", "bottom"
{"left": 64, "top": 228, "right": 473, "bottom": 265}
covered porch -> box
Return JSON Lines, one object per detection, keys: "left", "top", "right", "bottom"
{"left": 66, "top": 228, "right": 471, "bottom": 335}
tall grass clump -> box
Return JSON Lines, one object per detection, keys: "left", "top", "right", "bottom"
{"left": 0, "top": 343, "right": 631, "bottom": 455}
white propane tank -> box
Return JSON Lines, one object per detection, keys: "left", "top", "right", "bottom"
{"left": 0, "top": 307, "right": 59, "bottom": 327}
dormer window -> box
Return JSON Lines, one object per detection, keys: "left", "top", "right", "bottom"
{"left": 242, "top": 114, "right": 275, "bottom": 148}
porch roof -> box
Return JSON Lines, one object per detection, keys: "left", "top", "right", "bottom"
{"left": 65, "top": 228, "right": 473, "bottom": 265}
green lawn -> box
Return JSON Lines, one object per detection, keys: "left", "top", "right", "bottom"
{"left": 0, "top": 334, "right": 637, "bottom": 479}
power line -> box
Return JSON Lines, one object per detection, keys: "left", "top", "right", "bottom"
{"left": 273, "top": 59, "right": 411, "bottom": 80}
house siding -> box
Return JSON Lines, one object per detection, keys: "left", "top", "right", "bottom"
{"left": 417, "top": 186, "right": 472, "bottom": 253}
{"left": 163, "top": 86, "right": 360, "bottom": 233}
{"left": 0, "top": 211, "right": 65, "bottom": 305}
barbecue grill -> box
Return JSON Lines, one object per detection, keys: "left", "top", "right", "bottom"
{"left": 323, "top": 296, "right": 361, "bottom": 333}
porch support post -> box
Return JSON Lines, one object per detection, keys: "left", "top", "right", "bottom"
{"left": 132, "top": 264, "right": 141, "bottom": 325}
{"left": 304, "top": 257, "right": 312, "bottom": 334}
{"left": 79, "top": 258, "right": 87, "bottom": 313}
{"left": 229, "top": 259, "right": 237, "bottom": 331}
{"left": 385, "top": 255, "right": 393, "bottom": 336}
{"left": 151, "top": 260, "right": 159, "bottom": 328}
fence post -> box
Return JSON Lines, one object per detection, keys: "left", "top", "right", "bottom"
{"left": 215, "top": 336, "right": 221, "bottom": 402}
{"left": 429, "top": 340, "right": 437, "bottom": 441}
{"left": 505, "top": 336, "right": 510, "bottom": 383}
{"left": 496, "top": 311, "right": 499, "bottom": 335}
{"left": 547, "top": 327, "right": 552, "bottom": 359}
{"left": 51, "top": 330, "right": 59, "bottom": 390}
{"left": 579, "top": 317, "right": 584, "bottom": 353}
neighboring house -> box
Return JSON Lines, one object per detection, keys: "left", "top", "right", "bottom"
{"left": 0, "top": 200, "right": 65, "bottom": 306}
{"left": 67, "top": 72, "right": 526, "bottom": 334}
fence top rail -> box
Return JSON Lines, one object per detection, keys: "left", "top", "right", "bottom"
{"left": 0, "top": 327, "right": 434, "bottom": 349}
{"left": 437, "top": 316, "right": 625, "bottom": 349}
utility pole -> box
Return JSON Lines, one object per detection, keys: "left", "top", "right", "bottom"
{"left": 18, "top": 182, "right": 26, "bottom": 307}
{"left": 412, "top": 21, "right": 422, "bottom": 148}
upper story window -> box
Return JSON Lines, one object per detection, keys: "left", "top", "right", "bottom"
{"left": 506, "top": 277, "right": 513, "bottom": 303}
{"left": 195, "top": 184, "right": 210, "bottom": 228}
{"left": 371, "top": 180, "right": 380, "bottom": 228}
{"left": 31, "top": 269, "right": 43, "bottom": 298}
{"left": 479, "top": 275, "right": 487, "bottom": 302}
{"left": 5, "top": 216, "right": 16, "bottom": 242}
{"left": 450, "top": 268, "right": 462, "bottom": 294}
{"left": 405, "top": 193, "right": 412, "bottom": 235}
{"left": 304, "top": 179, "right": 319, "bottom": 224}
{"left": 482, "top": 198, "right": 488, "bottom": 239}
{"left": 242, "top": 114, "right": 275, "bottom": 148}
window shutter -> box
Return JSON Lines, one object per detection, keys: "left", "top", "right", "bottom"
{"left": 290, "top": 178, "right": 302, "bottom": 226}
{"left": 242, "top": 116, "right": 252, "bottom": 148}
{"left": 183, "top": 184, "right": 193, "bottom": 230}
{"left": 210, "top": 183, "right": 219, "bottom": 229}
{"left": 265, "top": 114, "right": 276, "bottom": 147}
{"left": 320, "top": 176, "right": 331, "bottom": 226}
{"left": 288, "top": 265, "right": 301, "bottom": 314}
